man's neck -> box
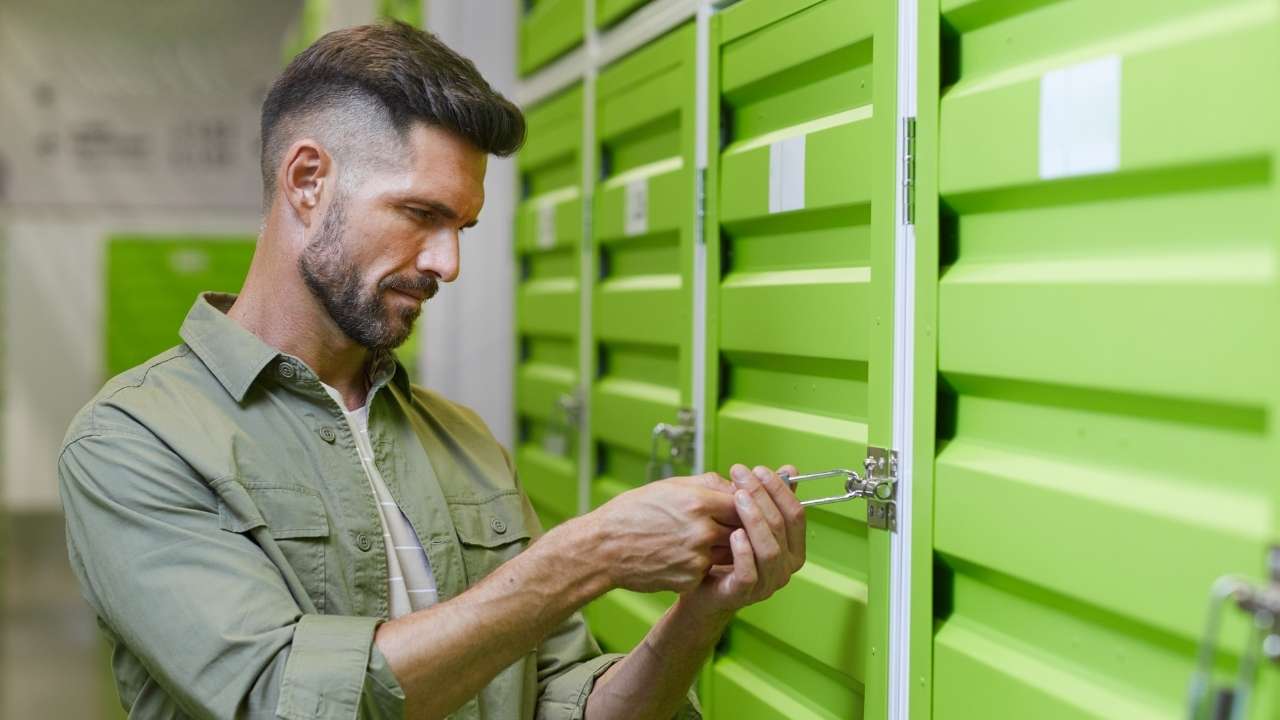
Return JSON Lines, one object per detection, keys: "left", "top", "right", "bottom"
{"left": 228, "top": 248, "right": 371, "bottom": 411}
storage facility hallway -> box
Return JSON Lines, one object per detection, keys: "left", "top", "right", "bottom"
{"left": 2, "top": 0, "right": 1278, "bottom": 718}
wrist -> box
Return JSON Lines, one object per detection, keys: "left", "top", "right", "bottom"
{"left": 671, "top": 593, "right": 735, "bottom": 634}
{"left": 535, "top": 514, "right": 616, "bottom": 603}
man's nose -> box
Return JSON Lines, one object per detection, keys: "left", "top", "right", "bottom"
{"left": 417, "top": 230, "right": 460, "bottom": 283}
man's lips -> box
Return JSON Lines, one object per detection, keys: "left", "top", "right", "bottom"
{"left": 392, "top": 287, "right": 427, "bottom": 302}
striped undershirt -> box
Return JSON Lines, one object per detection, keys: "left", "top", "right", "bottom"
{"left": 323, "top": 383, "right": 438, "bottom": 618}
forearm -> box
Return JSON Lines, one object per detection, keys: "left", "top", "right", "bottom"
{"left": 375, "top": 515, "right": 611, "bottom": 719}
{"left": 584, "top": 596, "right": 732, "bottom": 719}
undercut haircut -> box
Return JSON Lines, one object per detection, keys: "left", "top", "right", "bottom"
{"left": 259, "top": 20, "right": 525, "bottom": 208}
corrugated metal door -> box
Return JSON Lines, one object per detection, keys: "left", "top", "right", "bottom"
{"left": 106, "top": 236, "right": 255, "bottom": 377}
{"left": 932, "top": 0, "right": 1280, "bottom": 716}
{"left": 518, "top": 0, "right": 585, "bottom": 76}
{"left": 514, "top": 85, "right": 585, "bottom": 532}
{"left": 702, "top": 0, "right": 900, "bottom": 717}
{"left": 596, "top": 0, "right": 650, "bottom": 29}
{"left": 585, "top": 23, "right": 699, "bottom": 653}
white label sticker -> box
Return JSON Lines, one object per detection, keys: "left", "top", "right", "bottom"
{"left": 624, "top": 178, "right": 648, "bottom": 237}
{"left": 1039, "top": 55, "right": 1121, "bottom": 180}
{"left": 768, "top": 134, "right": 806, "bottom": 214}
{"left": 537, "top": 201, "right": 557, "bottom": 249}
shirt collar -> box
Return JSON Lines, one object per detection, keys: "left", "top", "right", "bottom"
{"left": 180, "top": 292, "right": 412, "bottom": 403}
{"left": 180, "top": 293, "right": 279, "bottom": 402}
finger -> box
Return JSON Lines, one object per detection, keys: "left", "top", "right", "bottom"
{"left": 740, "top": 466, "right": 788, "bottom": 555}
{"left": 734, "top": 489, "right": 783, "bottom": 578}
{"left": 729, "top": 528, "right": 758, "bottom": 590}
{"left": 696, "top": 488, "right": 743, "bottom": 527}
{"left": 767, "top": 465, "right": 806, "bottom": 568}
{"left": 676, "top": 472, "right": 736, "bottom": 495}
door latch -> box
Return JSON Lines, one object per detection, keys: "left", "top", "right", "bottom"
{"left": 1189, "top": 549, "right": 1280, "bottom": 720}
{"left": 647, "top": 407, "right": 695, "bottom": 481}
{"left": 542, "top": 392, "right": 581, "bottom": 458}
{"left": 781, "top": 446, "right": 898, "bottom": 531}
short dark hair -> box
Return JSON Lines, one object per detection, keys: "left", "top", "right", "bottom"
{"left": 260, "top": 20, "right": 525, "bottom": 204}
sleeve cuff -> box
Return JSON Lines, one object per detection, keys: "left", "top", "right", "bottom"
{"left": 536, "top": 653, "right": 702, "bottom": 720}
{"left": 276, "top": 615, "right": 405, "bottom": 720}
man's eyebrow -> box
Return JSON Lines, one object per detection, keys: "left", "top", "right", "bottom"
{"left": 404, "top": 198, "right": 479, "bottom": 228}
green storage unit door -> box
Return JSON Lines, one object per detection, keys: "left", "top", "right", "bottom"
{"left": 515, "top": 84, "right": 586, "bottom": 532}
{"left": 519, "top": 0, "right": 585, "bottom": 76}
{"left": 585, "top": 23, "right": 698, "bottom": 653}
{"left": 596, "top": 0, "right": 651, "bottom": 29}
{"left": 106, "top": 237, "right": 256, "bottom": 377}
{"left": 933, "top": 0, "right": 1280, "bottom": 717}
{"left": 704, "top": 0, "right": 898, "bottom": 717}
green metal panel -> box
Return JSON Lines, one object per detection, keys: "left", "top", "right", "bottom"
{"left": 379, "top": 0, "right": 423, "bottom": 26}
{"left": 515, "top": 85, "right": 586, "bottom": 532}
{"left": 106, "top": 237, "right": 256, "bottom": 378}
{"left": 932, "top": 0, "right": 1280, "bottom": 717}
{"left": 596, "top": 0, "right": 650, "bottom": 29}
{"left": 702, "top": 0, "right": 900, "bottom": 717}
{"left": 585, "top": 23, "right": 698, "bottom": 654}
{"left": 519, "top": 0, "right": 585, "bottom": 77}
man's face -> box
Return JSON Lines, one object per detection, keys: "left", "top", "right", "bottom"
{"left": 298, "top": 123, "right": 486, "bottom": 351}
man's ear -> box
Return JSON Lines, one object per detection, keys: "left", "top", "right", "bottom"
{"left": 279, "top": 139, "right": 332, "bottom": 227}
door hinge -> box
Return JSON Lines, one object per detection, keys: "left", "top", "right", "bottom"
{"left": 695, "top": 167, "right": 707, "bottom": 245}
{"left": 902, "top": 117, "right": 917, "bottom": 227}
{"left": 865, "top": 445, "right": 899, "bottom": 532}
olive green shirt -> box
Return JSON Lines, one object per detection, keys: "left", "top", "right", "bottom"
{"left": 57, "top": 293, "right": 652, "bottom": 720}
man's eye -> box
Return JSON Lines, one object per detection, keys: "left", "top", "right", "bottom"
{"left": 409, "top": 207, "right": 434, "bottom": 222}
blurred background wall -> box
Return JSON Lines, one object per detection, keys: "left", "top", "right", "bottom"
{"left": 0, "top": 1, "right": 517, "bottom": 714}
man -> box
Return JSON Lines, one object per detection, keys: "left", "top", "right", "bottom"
{"left": 58, "top": 22, "right": 806, "bottom": 720}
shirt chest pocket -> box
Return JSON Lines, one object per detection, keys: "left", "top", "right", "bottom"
{"left": 448, "top": 492, "right": 533, "bottom": 586}
{"left": 215, "top": 480, "right": 331, "bottom": 613}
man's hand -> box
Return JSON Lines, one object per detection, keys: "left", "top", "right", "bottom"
{"left": 682, "top": 463, "right": 806, "bottom": 618}
{"left": 581, "top": 473, "right": 740, "bottom": 595}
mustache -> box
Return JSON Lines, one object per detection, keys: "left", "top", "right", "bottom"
{"left": 380, "top": 274, "right": 439, "bottom": 301}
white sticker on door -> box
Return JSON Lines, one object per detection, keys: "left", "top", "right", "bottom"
{"left": 625, "top": 178, "right": 648, "bottom": 237}
{"left": 1039, "top": 55, "right": 1121, "bottom": 180}
{"left": 768, "top": 134, "right": 806, "bottom": 214}
{"left": 537, "top": 200, "right": 557, "bottom": 249}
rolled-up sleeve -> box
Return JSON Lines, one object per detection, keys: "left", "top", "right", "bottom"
{"left": 58, "top": 430, "right": 404, "bottom": 719}
{"left": 532, "top": 599, "right": 700, "bottom": 720}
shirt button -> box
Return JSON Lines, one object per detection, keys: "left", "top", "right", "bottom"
{"left": 278, "top": 363, "right": 295, "bottom": 379}
{"left": 356, "top": 533, "right": 373, "bottom": 552}
{"left": 491, "top": 518, "right": 508, "bottom": 535}
{"left": 318, "top": 426, "right": 337, "bottom": 443}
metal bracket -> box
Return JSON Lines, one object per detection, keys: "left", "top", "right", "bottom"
{"left": 647, "top": 407, "right": 696, "bottom": 481}
{"left": 866, "top": 446, "right": 899, "bottom": 532}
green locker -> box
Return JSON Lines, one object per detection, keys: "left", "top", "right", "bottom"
{"left": 519, "top": 0, "right": 585, "bottom": 77}
{"left": 929, "top": 0, "right": 1280, "bottom": 717}
{"left": 585, "top": 23, "right": 699, "bottom": 653}
{"left": 596, "top": 0, "right": 651, "bottom": 29}
{"left": 106, "top": 237, "right": 256, "bottom": 377}
{"left": 704, "top": 0, "right": 900, "bottom": 717}
{"left": 514, "top": 85, "right": 586, "bottom": 532}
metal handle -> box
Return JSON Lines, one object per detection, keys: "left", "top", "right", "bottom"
{"left": 1188, "top": 572, "right": 1280, "bottom": 720}
{"left": 554, "top": 393, "right": 581, "bottom": 428}
{"left": 782, "top": 469, "right": 867, "bottom": 507}
{"left": 646, "top": 408, "right": 695, "bottom": 482}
